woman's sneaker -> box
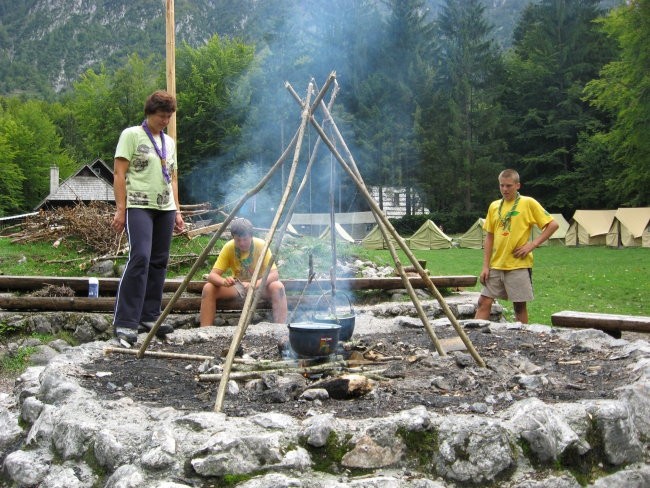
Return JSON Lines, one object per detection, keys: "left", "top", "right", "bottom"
{"left": 114, "top": 326, "right": 138, "bottom": 347}
{"left": 138, "top": 321, "right": 174, "bottom": 338}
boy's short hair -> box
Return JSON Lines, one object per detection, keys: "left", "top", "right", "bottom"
{"left": 499, "top": 168, "right": 520, "bottom": 183}
{"left": 231, "top": 218, "right": 254, "bottom": 237}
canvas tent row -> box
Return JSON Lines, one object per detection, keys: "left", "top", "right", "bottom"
{"left": 531, "top": 213, "right": 570, "bottom": 246}
{"left": 565, "top": 210, "right": 617, "bottom": 246}
{"left": 458, "top": 218, "right": 486, "bottom": 249}
{"left": 408, "top": 220, "right": 452, "bottom": 250}
{"left": 606, "top": 207, "right": 650, "bottom": 248}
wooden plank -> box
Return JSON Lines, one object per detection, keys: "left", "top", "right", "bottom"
{"left": 185, "top": 222, "right": 223, "bottom": 238}
{"left": 0, "top": 275, "right": 477, "bottom": 294}
{"left": 551, "top": 310, "right": 650, "bottom": 333}
{"left": 0, "top": 295, "right": 322, "bottom": 313}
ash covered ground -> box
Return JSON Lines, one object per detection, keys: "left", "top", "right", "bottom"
{"left": 79, "top": 318, "right": 641, "bottom": 420}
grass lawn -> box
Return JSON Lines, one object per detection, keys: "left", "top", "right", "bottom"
{"left": 1, "top": 236, "right": 648, "bottom": 326}
{"left": 368, "top": 245, "right": 649, "bottom": 325}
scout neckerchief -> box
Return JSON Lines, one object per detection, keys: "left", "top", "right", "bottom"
{"left": 497, "top": 192, "right": 520, "bottom": 234}
{"left": 142, "top": 120, "right": 171, "bottom": 184}
{"left": 235, "top": 239, "right": 255, "bottom": 280}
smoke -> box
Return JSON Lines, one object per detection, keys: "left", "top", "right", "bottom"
{"left": 183, "top": 0, "right": 395, "bottom": 220}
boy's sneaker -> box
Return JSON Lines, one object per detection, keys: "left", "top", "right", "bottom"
{"left": 138, "top": 321, "right": 174, "bottom": 338}
{"left": 114, "top": 326, "right": 138, "bottom": 347}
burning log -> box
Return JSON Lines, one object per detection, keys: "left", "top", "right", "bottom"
{"left": 198, "top": 360, "right": 349, "bottom": 382}
{"left": 231, "top": 356, "right": 343, "bottom": 371}
{"left": 310, "top": 373, "right": 374, "bottom": 399}
{"left": 198, "top": 358, "right": 389, "bottom": 382}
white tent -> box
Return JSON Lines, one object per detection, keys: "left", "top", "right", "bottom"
{"left": 286, "top": 223, "right": 300, "bottom": 236}
{"left": 319, "top": 222, "right": 355, "bottom": 243}
{"left": 606, "top": 207, "right": 650, "bottom": 248}
{"left": 565, "top": 210, "right": 617, "bottom": 246}
{"left": 291, "top": 211, "right": 376, "bottom": 240}
{"left": 408, "top": 220, "right": 452, "bottom": 250}
{"left": 531, "top": 213, "right": 570, "bottom": 246}
{"left": 458, "top": 218, "right": 486, "bottom": 249}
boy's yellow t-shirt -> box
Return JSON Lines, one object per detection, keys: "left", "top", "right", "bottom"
{"left": 213, "top": 237, "right": 276, "bottom": 281}
{"left": 483, "top": 195, "right": 553, "bottom": 270}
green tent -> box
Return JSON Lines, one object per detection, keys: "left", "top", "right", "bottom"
{"left": 360, "top": 224, "right": 404, "bottom": 250}
{"left": 408, "top": 220, "right": 452, "bottom": 250}
{"left": 458, "top": 218, "right": 486, "bottom": 249}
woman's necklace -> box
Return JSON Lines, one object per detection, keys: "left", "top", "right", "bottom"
{"left": 235, "top": 240, "right": 255, "bottom": 278}
{"left": 141, "top": 120, "right": 171, "bottom": 183}
{"left": 497, "top": 192, "right": 520, "bottom": 233}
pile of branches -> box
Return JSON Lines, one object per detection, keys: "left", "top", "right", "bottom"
{"left": 8, "top": 202, "right": 122, "bottom": 255}
{"left": 30, "top": 284, "right": 76, "bottom": 297}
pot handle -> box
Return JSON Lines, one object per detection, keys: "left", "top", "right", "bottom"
{"left": 314, "top": 290, "right": 354, "bottom": 315}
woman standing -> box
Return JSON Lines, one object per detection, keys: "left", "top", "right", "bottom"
{"left": 111, "top": 90, "right": 184, "bottom": 345}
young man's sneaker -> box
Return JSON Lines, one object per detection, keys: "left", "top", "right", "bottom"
{"left": 138, "top": 321, "right": 174, "bottom": 338}
{"left": 114, "top": 326, "right": 138, "bottom": 347}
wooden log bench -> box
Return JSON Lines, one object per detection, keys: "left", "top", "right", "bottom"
{"left": 551, "top": 310, "right": 650, "bottom": 338}
{"left": 0, "top": 275, "right": 477, "bottom": 313}
{"left": 0, "top": 275, "right": 477, "bottom": 295}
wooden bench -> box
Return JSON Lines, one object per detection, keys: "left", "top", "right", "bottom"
{"left": 0, "top": 275, "right": 477, "bottom": 294}
{"left": 551, "top": 310, "right": 650, "bottom": 338}
{"left": 0, "top": 275, "right": 478, "bottom": 313}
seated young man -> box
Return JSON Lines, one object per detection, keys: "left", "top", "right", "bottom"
{"left": 199, "top": 218, "right": 288, "bottom": 326}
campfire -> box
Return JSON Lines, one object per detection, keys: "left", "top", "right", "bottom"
{"left": 131, "top": 73, "right": 486, "bottom": 413}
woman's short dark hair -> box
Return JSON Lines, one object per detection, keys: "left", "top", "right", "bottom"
{"left": 144, "top": 90, "right": 177, "bottom": 115}
{"left": 231, "top": 218, "right": 254, "bottom": 237}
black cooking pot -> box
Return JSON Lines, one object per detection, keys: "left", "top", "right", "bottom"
{"left": 312, "top": 292, "right": 356, "bottom": 341}
{"left": 287, "top": 322, "right": 341, "bottom": 358}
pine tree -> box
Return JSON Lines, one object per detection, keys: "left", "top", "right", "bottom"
{"left": 582, "top": 0, "right": 650, "bottom": 206}
{"left": 502, "top": 0, "right": 616, "bottom": 211}
{"left": 418, "top": 0, "right": 504, "bottom": 213}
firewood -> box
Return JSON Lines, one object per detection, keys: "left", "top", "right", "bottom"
{"left": 198, "top": 360, "right": 348, "bottom": 382}
{"left": 311, "top": 373, "right": 374, "bottom": 399}
{"left": 104, "top": 347, "right": 214, "bottom": 362}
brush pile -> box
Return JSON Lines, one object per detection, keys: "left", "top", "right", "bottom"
{"left": 6, "top": 202, "right": 120, "bottom": 255}
{"left": 30, "top": 284, "right": 76, "bottom": 297}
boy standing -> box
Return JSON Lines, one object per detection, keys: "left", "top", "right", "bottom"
{"left": 475, "top": 169, "right": 558, "bottom": 323}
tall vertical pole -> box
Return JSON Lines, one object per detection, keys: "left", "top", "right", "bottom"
{"left": 165, "top": 0, "right": 177, "bottom": 141}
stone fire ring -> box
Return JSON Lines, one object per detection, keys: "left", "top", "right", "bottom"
{"left": 1, "top": 318, "right": 650, "bottom": 487}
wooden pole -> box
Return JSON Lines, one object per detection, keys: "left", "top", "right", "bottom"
{"left": 300, "top": 87, "right": 486, "bottom": 368}
{"left": 285, "top": 83, "right": 442, "bottom": 356}
{"left": 213, "top": 81, "right": 318, "bottom": 412}
{"left": 214, "top": 73, "right": 336, "bottom": 412}
{"left": 165, "top": 0, "right": 177, "bottom": 141}
{"left": 137, "top": 128, "right": 303, "bottom": 356}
